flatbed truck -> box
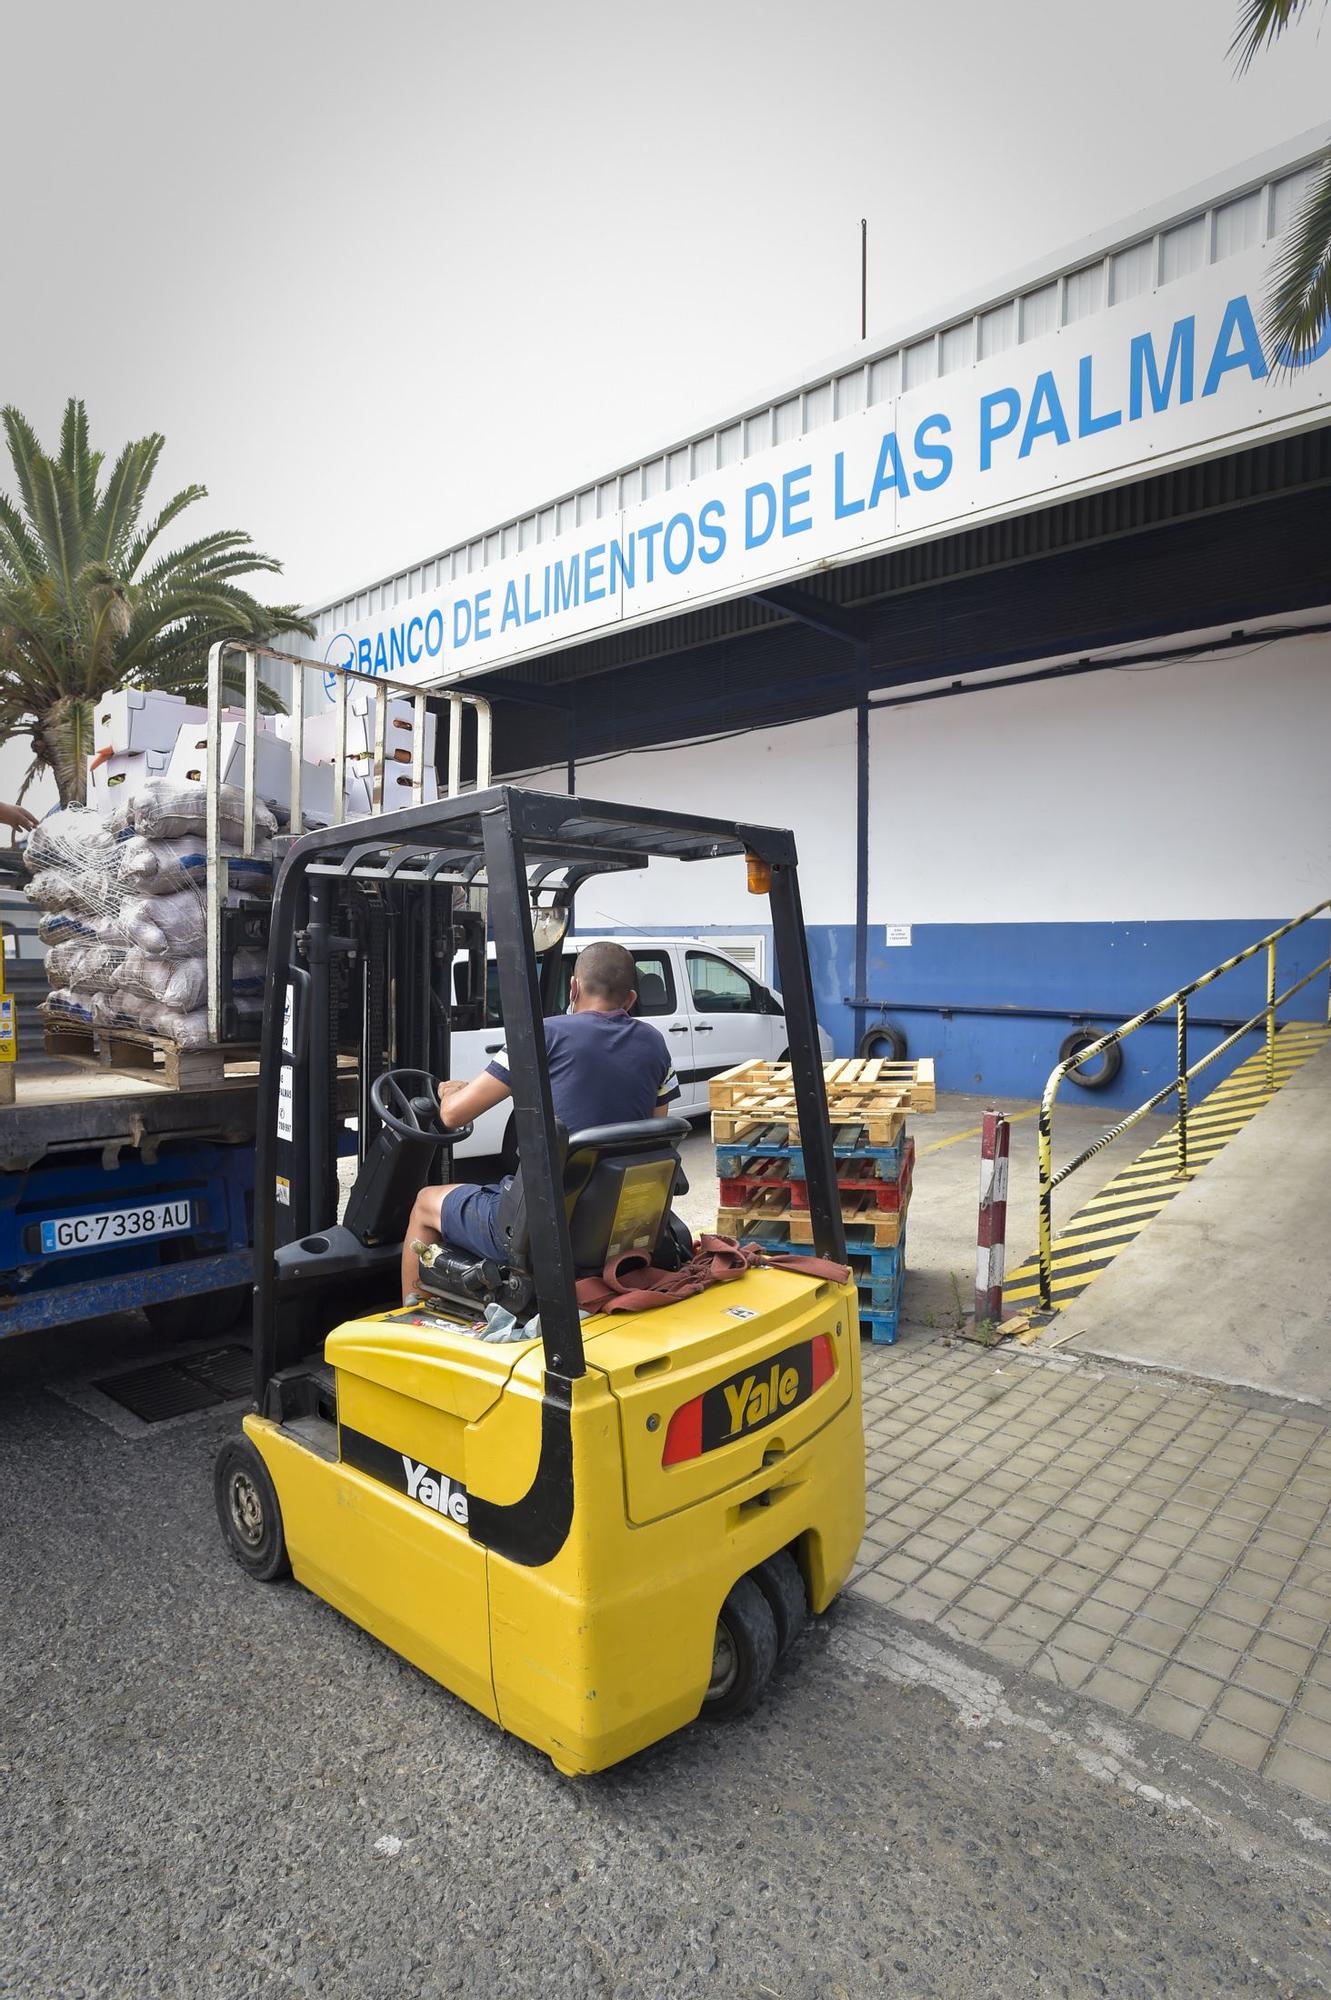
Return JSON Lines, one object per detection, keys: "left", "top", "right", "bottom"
{"left": 1, "top": 645, "right": 490, "bottom": 1344}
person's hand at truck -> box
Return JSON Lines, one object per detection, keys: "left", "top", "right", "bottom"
{"left": 0, "top": 802, "right": 37, "bottom": 836}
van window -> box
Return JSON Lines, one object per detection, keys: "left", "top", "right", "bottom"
{"left": 558, "top": 949, "right": 676, "bottom": 1015}
{"left": 485, "top": 954, "right": 574, "bottom": 1027}
{"left": 686, "top": 950, "right": 763, "bottom": 1014}
{"left": 629, "top": 951, "right": 675, "bottom": 1016}
{"left": 487, "top": 947, "right": 678, "bottom": 1024}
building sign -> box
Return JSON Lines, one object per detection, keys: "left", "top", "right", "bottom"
{"left": 324, "top": 243, "right": 1328, "bottom": 691}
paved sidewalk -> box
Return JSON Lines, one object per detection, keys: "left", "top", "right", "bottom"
{"left": 852, "top": 1339, "right": 1331, "bottom": 1801}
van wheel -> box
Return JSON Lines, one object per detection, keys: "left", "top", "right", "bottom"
{"left": 754, "top": 1550, "right": 808, "bottom": 1657}
{"left": 214, "top": 1437, "right": 291, "bottom": 1582}
{"left": 703, "top": 1575, "right": 778, "bottom": 1720}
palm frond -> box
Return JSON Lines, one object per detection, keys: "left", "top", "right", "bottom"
{"left": 1264, "top": 149, "right": 1331, "bottom": 368}
{"left": 27, "top": 456, "right": 82, "bottom": 626}
{"left": 1229, "top": 0, "right": 1318, "bottom": 71}
{"left": 58, "top": 398, "right": 101, "bottom": 522}
{"left": 137, "top": 528, "right": 264, "bottom": 589}
{"left": 0, "top": 492, "right": 46, "bottom": 584}
{"left": 2, "top": 406, "right": 53, "bottom": 551}
{"left": 90, "top": 434, "right": 164, "bottom": 563}
{"left": 121, "top": 484, "right": 207, "bottom": 576}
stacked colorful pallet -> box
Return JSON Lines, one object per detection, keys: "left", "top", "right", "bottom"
{"left": 709, "top": 1057, "right": 936, "bottom": 1344}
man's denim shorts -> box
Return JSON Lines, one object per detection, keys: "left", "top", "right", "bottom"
{"left": 440, "top": 1177, "right": 512, "bottom": 1262}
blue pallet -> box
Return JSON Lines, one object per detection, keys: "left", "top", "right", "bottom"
{"left": 860, "top": 1298, "right": 904, "bottom": 1344}
{"left": 737, "top": 1228, "right": 907, "bottom": 1309}
{"left": 715, "top": 1131, "right": 909, "bottom": 1180}
{"left": 856, "top": 1263, "right": 906, "bottom": 1311}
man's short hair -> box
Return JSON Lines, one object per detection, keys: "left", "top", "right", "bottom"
{"left": 573, "top": 940, "right": 636, "bottom": 1005}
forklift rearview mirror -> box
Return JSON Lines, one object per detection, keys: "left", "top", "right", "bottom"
{"left": 531, "top": 899, "right": 571, "bottom": 954}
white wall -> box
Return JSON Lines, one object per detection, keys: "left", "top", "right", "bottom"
{"left": 515, "top": 624, "right": 1330, "bottom": 932}
{"left": 520, "top": 708, "right": 858, "bottom": 930}
{"left": 867, "top": 630, "right": 1331, "bottom": 924}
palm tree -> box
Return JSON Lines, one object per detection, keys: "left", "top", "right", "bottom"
{"left": 1232, "top": 0, "right": 1331, "bottom": 366}
{"left": 0, "top": 399, "right": 312, "bottom": 805}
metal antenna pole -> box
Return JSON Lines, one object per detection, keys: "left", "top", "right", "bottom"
{"left": 861, "top": 218, "right": 867, "bottom": 340}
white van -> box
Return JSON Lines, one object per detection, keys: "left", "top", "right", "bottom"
{"left": 450, "top": 935, "right": 833, "bottom": 1160}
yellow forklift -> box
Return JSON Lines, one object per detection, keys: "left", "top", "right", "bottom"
{"left": 214, "top": 787, "right": 863, "bottom": 1775}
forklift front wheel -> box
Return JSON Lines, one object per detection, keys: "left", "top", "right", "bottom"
{"left": 214, "top": 1438, "right": 291, "bottom": 1583}
{"left": 703, "top": 1575, "right": 778, "bottom": 1721}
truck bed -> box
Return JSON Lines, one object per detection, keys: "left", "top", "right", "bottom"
{"left": 4, "top": 1057, "right": 262, "bottom": 1170}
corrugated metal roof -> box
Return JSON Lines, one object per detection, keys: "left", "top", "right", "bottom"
{"left": 300, "top": 126, "right": 1331, "bottom": 647}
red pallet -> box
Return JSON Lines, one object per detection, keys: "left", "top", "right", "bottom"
{"left": 721, "top": 1137, "right": 915, "bottom": 1215}
{"left": 791, "top": 1137, "right": 915, "bottom": 1213}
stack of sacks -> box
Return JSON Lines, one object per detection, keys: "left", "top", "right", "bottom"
{"left": 27, "top": 779, "right": 275, "bottom": 1049}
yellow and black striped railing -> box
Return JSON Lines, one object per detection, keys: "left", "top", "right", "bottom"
{"left": 1034, "top": 900, "right": 1331, "bottom": 1311}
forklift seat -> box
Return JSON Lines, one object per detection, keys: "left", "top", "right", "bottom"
{"left": 418, "top": 1116, "right": 692, "bottom": 1320}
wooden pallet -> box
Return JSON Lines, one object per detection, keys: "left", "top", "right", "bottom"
{"left": 713, "top": 1103, "right": 907, "bottom": 1148}
{"left": 718, "top": 1182, "right": 910, "bottom": 1249}
{"left": 709, "top": 1055, "right": 935, "bottom": 1117}
{"left": 42, "top": 1021, "right": 254, "bottom": 1091}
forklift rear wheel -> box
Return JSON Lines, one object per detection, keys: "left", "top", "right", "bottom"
{"left": 214, "top": 1438, "right": 291, "bottom": 1583}
{"left": 703, "top": 1575, "right": 778, "bottom": 1720}
{"left": 753, "top": 1550, "right": 808, "bottom": 1657}
{"left": 147, "top": 1285, "right": 250, "bottom": 1342}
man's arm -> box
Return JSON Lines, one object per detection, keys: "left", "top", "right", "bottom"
{"left": 437, "top": 1070, "right": 511, "bottom": 1129}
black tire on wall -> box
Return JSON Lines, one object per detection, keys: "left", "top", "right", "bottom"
{"left": 1058, "top": 1029, "right": 1123, "bottom": 1090}
{"left": 857, "top": 1022, "right": 907, "bottom": 1061}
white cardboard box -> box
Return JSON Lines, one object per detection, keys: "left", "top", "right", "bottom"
{"left": 168, "top": 721, "right": 335, "bottom": 825}
{"left": 281, "top": 695, "right": 438, "bottom": 771}
{"left": 345, "top": 766, "right": 440, "bottom": 819}
{"left": 94, "top": 690, "right": 206, "bottom": 756}
{"left": 347, "top": 691, "right": 438, "bottom": 766}
{"left": 87, "top": 747, "right": 172, "bottom": 809}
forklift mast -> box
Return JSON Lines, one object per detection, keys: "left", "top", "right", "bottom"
{"left": 253, "top": 787, "right": 845, "bottom": 1406}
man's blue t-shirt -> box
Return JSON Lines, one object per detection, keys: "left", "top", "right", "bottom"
{"left": 486, "top": 1008, "right": 679, "bottom": 1132}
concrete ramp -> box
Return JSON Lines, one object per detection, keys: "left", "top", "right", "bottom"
{"left": 1054, "top": 1035, "right": 1331, "bottom": 1405}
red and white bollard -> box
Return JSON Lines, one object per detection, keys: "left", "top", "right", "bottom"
{"left": 975, "top": 1108, "right": 1010, "bottom": 1325}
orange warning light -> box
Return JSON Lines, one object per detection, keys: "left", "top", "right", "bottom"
{"left": 746, "top": 854, "right": 772, "bottom": 895}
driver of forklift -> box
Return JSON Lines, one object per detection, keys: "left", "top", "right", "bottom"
{"left": 401, "top": 940, "right": 680, "bottom": 1302}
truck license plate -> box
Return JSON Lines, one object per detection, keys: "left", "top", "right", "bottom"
{"left": 39, "top": 1199, "right": 194, "bottom": 1254}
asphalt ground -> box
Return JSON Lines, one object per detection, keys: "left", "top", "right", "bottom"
{"left": 4, "top": 1316, "right": 1331, "bottom": 2000}
{"left": 5, "top": 1089, "right": 1329, "bottom": 1998}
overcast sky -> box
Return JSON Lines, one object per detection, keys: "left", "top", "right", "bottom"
{"left": 4, "top": 0, "right": 1330, "bottom": 615}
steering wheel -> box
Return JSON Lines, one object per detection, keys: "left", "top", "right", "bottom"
{"left": 369, "top": 1068, "right": 473, "bottom": 1144}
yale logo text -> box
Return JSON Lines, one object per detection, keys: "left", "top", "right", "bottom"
{"left": 722, "top": 1362, "right": 801, "bottom": 1437}
{"left": 402, "top": 1454, "right": 469, "bottom": 1525}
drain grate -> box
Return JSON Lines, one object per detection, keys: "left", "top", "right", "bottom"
{"left": 92, "top": 1345, "right": 252, "bottom": 1424}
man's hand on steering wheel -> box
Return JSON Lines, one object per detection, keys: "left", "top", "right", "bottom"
{"left": 369, "top": 1068, "right": 474, "bottom": 1144}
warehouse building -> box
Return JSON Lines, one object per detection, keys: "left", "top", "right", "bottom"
{"left": 297, "top": 127, "right": 1331, "bottom": 1108}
